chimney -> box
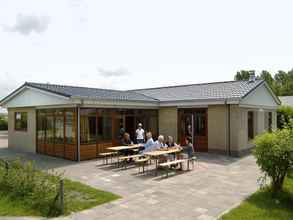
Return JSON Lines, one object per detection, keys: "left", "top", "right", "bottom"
{"left": 248, "top": 71, "right": 256, "bottom": 82}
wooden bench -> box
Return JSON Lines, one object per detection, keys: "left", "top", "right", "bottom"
{"left": 99, "top": 152, "right": 118, "bottom": 165}
{"left": 158, "top": 159, "right": 187, "bottom": 177}
{"left": 135, "top": 157, "right": 150, "bottom": 173}
{"left": 118, "top": 154, "right": 143, "bottom": 169}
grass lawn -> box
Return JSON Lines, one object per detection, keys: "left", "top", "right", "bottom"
{"left": 220, "top": 170, "right": 293, "bottom": 220}
{"left": 0, "top": 178, "right": 120, "bottom": 217}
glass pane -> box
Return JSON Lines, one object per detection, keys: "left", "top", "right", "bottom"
{"left": 80, "top": 109, "right": 97, "bottom": 144}
{"left": 46, "top": 114, "right": 54, "bottom": 144}
{"left": 65, "top": 110, "right": 76, "bottom": 144}
{"left": 55, "top": 110, "right": 64, "bottom": 144}
{"left": 195, "top": 112, "right": 206, "bottom": 136}
{"left": 15, "top": 112, "right": 28, "bottom": 131}
{"left": 97, "top": 110, "right": 112, "bottom": 141}
{"left": 248, "top": 111, "right": 254, "bottom": 139}
{"left": 37, "top": 111, "right": 46, "bottom": 143}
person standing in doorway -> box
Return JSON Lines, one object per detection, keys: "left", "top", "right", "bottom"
{"left": 135, "top": 123, "right": 145, "bottom": 144}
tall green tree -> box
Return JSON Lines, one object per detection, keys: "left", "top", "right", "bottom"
{"left": 234, "top": 70, "right": 252, "bottom": 81}
{"left": 234, "top": 69, "right": 293, "bottom": 96}
{"left": 258, "top": 70, "right": 276, "bottom": 93}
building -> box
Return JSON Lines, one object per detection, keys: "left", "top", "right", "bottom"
{"left": 279, "top": 96, "right": 293, "bottom": 107}
{"left": 0, "top": 77, "right": 280, "bottom": 161}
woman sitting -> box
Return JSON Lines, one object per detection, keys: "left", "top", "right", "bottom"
{"left": 182, "top": 136, "right": 194, "bottom": 158}
{"left": 120, "top": 133, "right": 134, "bottom": 158}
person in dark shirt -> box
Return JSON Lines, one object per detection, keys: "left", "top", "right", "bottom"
{"left": 121, "top": 132, "right": 133, "bottom": 146}
{"left": 120, "top": 133, "right": 134, "bottom": 159}
{"left": 182, "top": 136, "right": 194, "bottom": 158}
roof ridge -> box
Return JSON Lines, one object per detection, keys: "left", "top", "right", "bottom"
{"left": 26, "top": 82, "right": 127, "bottom": 93}
{"left": 129, "top": 79, "right": 263, "bottom": 91}
{"left": 25, "top": 82, "right": 159, "bottom": 102}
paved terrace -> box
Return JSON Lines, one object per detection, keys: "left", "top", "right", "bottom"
{"left": 0, "top": 135, "right": 260, "bottom": 220}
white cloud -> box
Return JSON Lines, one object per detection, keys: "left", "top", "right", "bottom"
{"left": 2, "top": 14, "right": 50, "bottom": 35}
{"left": 97, "top": 67, "right": 130, "bottom": 78}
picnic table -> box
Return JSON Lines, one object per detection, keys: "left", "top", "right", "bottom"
{"left": 144, "top": 147, "right": 182, "bottom": 175}
{"left": 107, "top": 144, "right": 142, "bottom": 152}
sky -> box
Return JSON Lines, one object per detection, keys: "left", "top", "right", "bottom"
{"left": 1, "top": 0, "right": 293, "bottom": 113}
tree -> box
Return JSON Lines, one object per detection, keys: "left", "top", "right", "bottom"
{"left": 234, "top": 70, "right": 251, "bottom": 81}
{"left": 234, "top": 69, "right": 293, "bottom": 96}
{"left": 253, "top": 126, "right": 293, "bottom": 193}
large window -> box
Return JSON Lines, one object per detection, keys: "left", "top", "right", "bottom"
{"left": 97, "top": 110, "right": 112, "bottom": 141}
{"left": 248, "top": 111, "right": 254, "bottom": 140}
{"left": 80, "top": 109, "right": 97, "bottom": 144}
{"left": 37, "top": 108, "right": 77, "bottom": 145}
{"left": 15, "top": 112, "right": 28, "bottom": 131}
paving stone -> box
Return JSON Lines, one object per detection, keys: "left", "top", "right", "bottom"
{"left": 0, "top": 138, "right": 260, "bottom": 220}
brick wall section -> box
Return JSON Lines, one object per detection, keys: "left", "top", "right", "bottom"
{"left": 158, "top": 107, "right": 178, "bottom": 142}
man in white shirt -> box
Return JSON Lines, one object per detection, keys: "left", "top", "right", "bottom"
{"left": 136, "top": 123, "right": 145, "bottom": 144}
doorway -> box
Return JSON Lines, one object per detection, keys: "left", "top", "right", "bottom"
{"left": 178, "top": 109, "right": 208, "bottom": 152}
{"left": 125, "top": 116, "right": 135, "bottom": 141}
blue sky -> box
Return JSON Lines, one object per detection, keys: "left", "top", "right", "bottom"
{"left": 0, "top": 0, "right": 293, "bottom": 113}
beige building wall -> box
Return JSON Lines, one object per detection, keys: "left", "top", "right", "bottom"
{"left": 158, "top": 107, "right": 178, "bottom": 141}
{"left": 208, "top": 105, "right": 228, "bottom": 152}
{"left": 229, "top": 106, "right": 277, "bottom": 155}
{"left": 8, "top": 108, "right": 36, "bottom": 153}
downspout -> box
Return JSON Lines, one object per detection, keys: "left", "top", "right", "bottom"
{"left": 77, "top": 105, "right": 81, "bottom": 162}
{"left": 226, "top": 100, "right": 231, "bottom": 156}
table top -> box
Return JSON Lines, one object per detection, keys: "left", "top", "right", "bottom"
{"left": 144, "top": 148, "right": 182, "bottom": 157}
{"left": 107, "top": 144, "right": 142, "bottom": 151}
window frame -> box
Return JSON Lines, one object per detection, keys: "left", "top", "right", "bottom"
{"left": 14, "top": 112, "right": 28, "bottom": 132}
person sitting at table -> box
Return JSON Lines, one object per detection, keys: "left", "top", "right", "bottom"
{"left": 166, "top": 135, "right": 180, "bottom": 161}
{"left": 182, "top": 136, "right": 194, "bottom": 158}
{"left": 141, "top": 131, "right": 155, "bottom": 153}
{"left": 154, "top": 135, "right": 167, "bottom": 150}
{"left": 121, "top": 132, "right": 133, "bottom": 146}
{"left": 166, "top": 136, "right": 178, "bottom": 148}
{"left": 120, "top": 133, "right": 134, "bottom": 158}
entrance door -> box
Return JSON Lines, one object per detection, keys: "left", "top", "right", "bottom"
{"left": 179, "top": 109, "right": 208, "bottom": 152}
{"left": 194, "top": 110, "right": 208, "bottom": 152}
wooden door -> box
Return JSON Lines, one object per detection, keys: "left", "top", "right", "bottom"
{"left": 194, "top": 110, "right": 208, "bottom": 152}
{"left": 178, "top": 109, "right": 208, "bottom": 152}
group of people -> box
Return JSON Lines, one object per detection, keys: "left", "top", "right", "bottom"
{"left": 119, "top": 123, "right": 194, "bottom": 158}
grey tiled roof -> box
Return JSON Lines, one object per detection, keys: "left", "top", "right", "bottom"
{"left": 23, "top": 80, "right": 264, "bottom": 103}
{"left": 26, "top": 82, "right": 159, "bottom": 102}
{"left": 132, "top": 80, "right": 264, "bottom": 102}
{"left": 279, "top": 96, "right": 293, "bottom": 106}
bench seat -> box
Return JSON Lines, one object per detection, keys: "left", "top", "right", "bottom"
{"left": 99, "top": 152, "right": 118, "bottom": 156}
{"left": 159, "top": 159, "right": 186, "bottom": 167}
{"left": 158, "top": 159, "right": 187, "bottom": 178}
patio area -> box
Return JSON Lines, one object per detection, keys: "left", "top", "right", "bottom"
{"left": 0, "top": 140, "right": 260, "bottom": 220}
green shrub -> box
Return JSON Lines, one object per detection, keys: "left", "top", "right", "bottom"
{"left": 0, "top": 159, "right": 63, "bottom": 217}
{"left": 0, "top": 117, "right": 8, "bottom": 130}
{"left": 277, "top": 105, "right": 293, "bottom": 129}
{"left": 253, "top": 127, "right": 293, "bottom": 193}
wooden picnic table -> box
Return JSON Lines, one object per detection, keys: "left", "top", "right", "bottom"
{"left": 144, "top": 147, "right": 183, "bottom": 175}
{"left": 143, "top": 148, "right": 182, "bottom": 157}
{"left": 107, "top": 144, "right": 142, "bottom": 151}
